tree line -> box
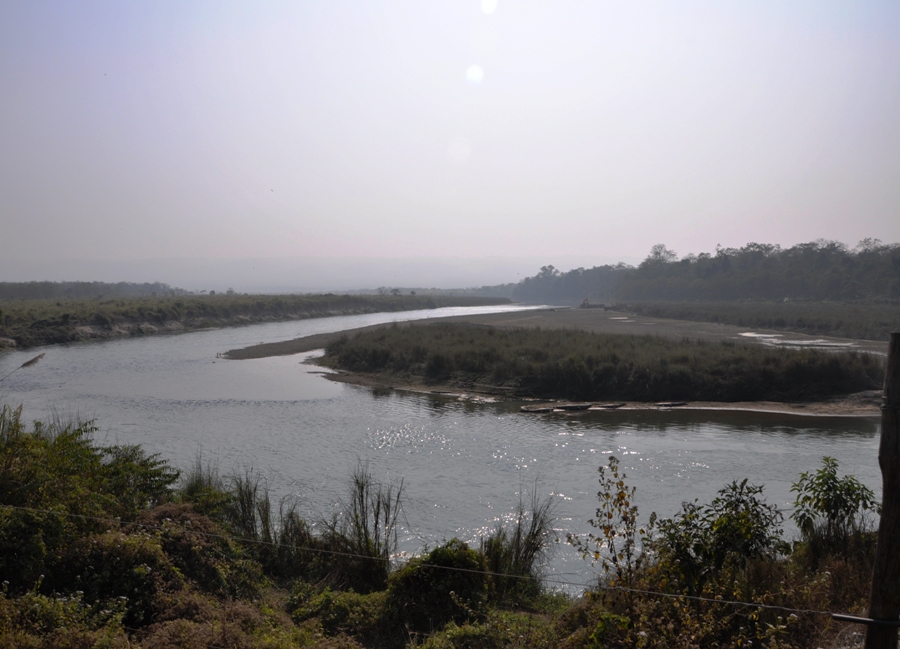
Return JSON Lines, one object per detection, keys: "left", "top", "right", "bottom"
{"left": 512, "top": 239, "right": 900, "bottom": 304}
{"left": 0, "top": 281, "right": 187, "bottom": 301}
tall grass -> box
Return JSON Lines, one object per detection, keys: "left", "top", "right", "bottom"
{"left": 178, "top": 453, "right": 228, "bottom": 516}
{"left": 323, "top": 322, "right": 884, "bottom": 402}
{"left": 319, "top": 462, "right": 404, "bottom": 593}
{"left": 196, "top": 462, "right": 404, "bottom": 591}
{"left": 481, "top": 486, "right": 555, "bottom": 604}
{"left": 217, "top": 468, "right": 318, "bottom": 583}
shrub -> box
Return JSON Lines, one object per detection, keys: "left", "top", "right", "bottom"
{"left": 291, "top": 587, "right": 391, "bottom": 645}
{"left": 0, "top": 587, "right": 129, "bottom": 647}
{"left": 0, "top": 406, "right": 178, "bottom": 594}
{"left": 567, "top": 456, "right": 656, "bottom": 588}
{"left": 387, "top": 539, "right": 488, "bottom": 634}
{"left": 420, "top": 610, "right": 560, "bottom": 649}
{"left": 654, "top": 479, "right": 788, "bottom": 595}
{"left": 51, "top": 530, "right": 183, "bottom": 627}
{"left": 791, "top": 456, "right": 880, "bottom": 560}
{"left": 133, "top": 503, "right": 265, "bottom": 600}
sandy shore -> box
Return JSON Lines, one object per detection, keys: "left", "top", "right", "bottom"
{"left": 225, "top": 307, "right": 886, "bottom": 417}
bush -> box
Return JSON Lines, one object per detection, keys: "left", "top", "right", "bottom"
{"left": 420, "top": 610, "right": 559, "bottom": 649}
{"left": 567, "top": 456, "right": 656, "bottom": 588}
{"left": 0, "top": 587, "right": 129, "bottom": 647}
{"left": 387, "top": 539, "right": 488, "bottom": 634}
{"left": 654, "top": 479, "right": 788, "bottom": 595}
{"left": 291, "top": 587, "right": 392, "bottom": 645}
{"left": 51, "top": 530, "right": 183, "bottom": 627}
{"left": 0, "top": 406, "right": 178, "bottom": 594}
{"left": 133, "top": 503, "right": 265, "bottom": 600}
{"left": 791, "top": 456, "right": 880, "bottom": 561}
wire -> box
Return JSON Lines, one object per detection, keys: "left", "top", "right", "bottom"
{"left": 1, "top": 502, "right": 896, "bottom": 628}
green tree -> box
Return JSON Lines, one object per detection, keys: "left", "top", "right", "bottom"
{"left": 654, "top": 479, "right": 787, "bottom": 595}
{"left": 791, "top": 456, "right": 879, "bottom": 556}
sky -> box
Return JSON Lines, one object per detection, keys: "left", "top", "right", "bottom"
{"left": 2, "top": 1, "right": 899, "bottom": 291}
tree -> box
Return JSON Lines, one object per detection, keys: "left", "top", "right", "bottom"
{"left": 644, "top": 244, "right": 677, "bottom": 264}
{"left": 791, "top": 456, "right": 879, "bottom": 555}
{"left": 654, "top": 479, "right": 787, "bottom": 595}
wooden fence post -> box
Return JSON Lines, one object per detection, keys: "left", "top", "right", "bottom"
{"left": 865, "top": 332, "right": 900, "bottom": 649}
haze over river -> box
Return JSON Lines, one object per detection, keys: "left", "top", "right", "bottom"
{"left": 0, "top": 305, "right": 882, "bottom": 590}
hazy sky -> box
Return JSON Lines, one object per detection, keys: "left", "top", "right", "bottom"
{"left": 2, "top": 1, "right": 899, "bottom": 289}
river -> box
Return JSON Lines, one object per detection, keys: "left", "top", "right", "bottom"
{"left": 0, "top": 305, "right": 882, "bottom": 590}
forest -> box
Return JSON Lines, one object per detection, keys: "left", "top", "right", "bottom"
{"left": 512, "top": 239, "right": 900, "bottom": 304}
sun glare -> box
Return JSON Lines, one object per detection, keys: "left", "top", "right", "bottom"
{"left": 481, "top": 0, "right": 498, "bottom": 15}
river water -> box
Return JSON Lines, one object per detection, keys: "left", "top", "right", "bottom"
{"left": 0, "top": 305, "right": 882, "bottom": 590}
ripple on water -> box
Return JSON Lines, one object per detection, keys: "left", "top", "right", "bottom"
{"left": 366, "top": 423, "right": 451, "bottom": 452}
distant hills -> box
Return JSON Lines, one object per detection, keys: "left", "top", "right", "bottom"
{"left": 510, "top": 239, "right": 900, "bottom": 304}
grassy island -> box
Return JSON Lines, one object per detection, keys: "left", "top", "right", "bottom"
{"left": 320, "top": 322, "right": 884, "bottom": 403}
{"left": 0, "top": 294, "right": 509, "bottom": 350}
{"left": 0, "top": 405, "right": 881, "bottom": 648}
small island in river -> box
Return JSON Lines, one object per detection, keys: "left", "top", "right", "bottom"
{"left": 224, "top": 308, "right": 886, "bottom": 417}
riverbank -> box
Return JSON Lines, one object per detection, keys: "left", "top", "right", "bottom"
{"left": 320, "top": 366, "right": 882, "bottom": 416}
{"left": 0, "top": 294, "right": 510, "bottom": 349}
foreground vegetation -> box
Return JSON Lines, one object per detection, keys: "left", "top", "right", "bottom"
{"left": 0, "top": 294, "right": 509, "bottom": 349}
{"left": 321, "top": 323, "right": 883, "bottom": 402}
{"left": 0, "top": 405, "right": 883, "bottom": 648}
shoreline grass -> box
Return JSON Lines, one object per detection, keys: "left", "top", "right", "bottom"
{"left": 0, "top": 293, "right": 510, "bottom": 350}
